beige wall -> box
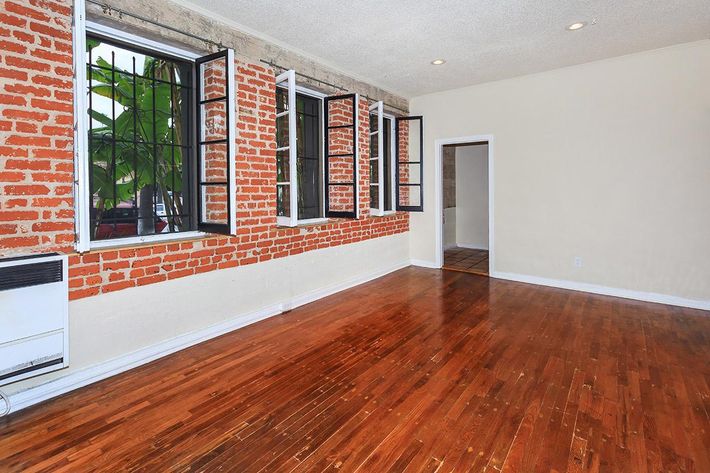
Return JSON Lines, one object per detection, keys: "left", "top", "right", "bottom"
{"left": 455, "top": 144, "right": 489, "bottom": 249}
{"left": 409, "top": 40, "right": 710, "bottom": 303}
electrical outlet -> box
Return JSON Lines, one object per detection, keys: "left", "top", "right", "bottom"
{"left": 574, "top": 256, "right": 583, "bottom": 268}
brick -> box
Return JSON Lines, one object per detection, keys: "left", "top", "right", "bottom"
{"left": 32, "top": 221, "right": 73, "bottom": 232}
{"left": 102, "top": 280, "right": 136, "bottom": 293}
{"left": 5, "top": 2, "right": 50, "bottom": 22}
{"left": 1, "top": 56, "right": 409, "bottom": 298}
{"left": 0, "top": 171, "right": 25, "bottom": 182}
{"left": 29, "top": 21, "right": 71, "bottom": 41}
{"left": 0, "top": 94, "right": 26, "bottom": 106}
{"left": 0, "top": 236, "right": 39, "bottom": 248}
{"left": 0, "top": 12, "right": 26, "bottom": 27}
{"left": 4, "top": 55, "right": 50, "bottom": 72}
{"left": 2, "top": 108, "right": 48, "bottom": 121}
{"left": 0, "top": 210, "right": 38, "bottom": 221}
{"left": 5, "top": 135, "right": 51, "bottom": 147}
{"left": 0, "top": 39, "right": 27, "bottom": 54}
{"left": 4, "top": 184, "right": 50, "bottom": 195}
{"left": 69, "top": 287, "right": 100, "bottom": 300}
{"left": 4, "top": 83, "right": 50, "bottom": 96}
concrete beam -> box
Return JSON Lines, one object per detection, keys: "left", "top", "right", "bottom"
{"left": 85, "top": 0, "right": 409, "bottom": 114}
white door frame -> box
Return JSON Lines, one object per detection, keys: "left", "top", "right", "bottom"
{"left": 434, "top": 135, "right": 495, "bottom": 271}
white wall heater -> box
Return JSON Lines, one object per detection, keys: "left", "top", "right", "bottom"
{"left": 0, "top": 253, "right": 69, "bottom": 386}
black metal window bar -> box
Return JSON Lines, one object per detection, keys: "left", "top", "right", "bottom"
{"left": 396, "top": 116, "right": 424, "bottom": 212}
{"left": 86, "top": 34, "right": 194, "bottom": 241}
{"left": 324, "top": 94, "right": 358, "bottom": 219}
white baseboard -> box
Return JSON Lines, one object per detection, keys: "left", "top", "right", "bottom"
{"left": 456, "top": 243, "right": 489, "bottom": 250}
{"left": 491, "top": 271, "right": 710, "bottom": 312}
{"left": 5, "top": 259, "right": 411, "bottom": 415}
{"left": 6, "top": 304, "right": 282, "bottom": 415}
{"left": 410, "top": 259, "right": 440, "bottom": 269}
{"left": 286, "top": 260, "right": 411, "bottom": 311}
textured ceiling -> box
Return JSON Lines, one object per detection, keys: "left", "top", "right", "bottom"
{"left": 174, "top": 0, "right": 710, "bottom": 98}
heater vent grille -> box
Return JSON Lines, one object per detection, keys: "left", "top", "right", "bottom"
{"left": 0, "top": 260, "right": 63, "bottom": 292}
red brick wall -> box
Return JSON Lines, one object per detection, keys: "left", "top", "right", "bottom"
{"left": 0, "top": 0, "right": 409, "bottom": 301}
{"left": 0, "top": 0, "right": 75, "bottom": 252}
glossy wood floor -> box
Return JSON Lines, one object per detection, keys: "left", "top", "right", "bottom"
{"left": 1, "top": 267, "right": 709, "bottom": 472}
{"left": 443, "top": 247, "right": 489, "bottom": 276}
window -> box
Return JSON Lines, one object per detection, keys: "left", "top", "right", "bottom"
{"left": 275, "top": 87, "right": 323, "bottom": 222}
{"left": 86, "top": 36, "right": 194, "bottom": 241}
{"left": 396, "top": 116, "right": 424, "bottom": 212}
{"left": 275, "top": 70, "right": 327, "bottom": 226}
{"left": 324, "top": 94, "right": 359, "bottom": 219}
{"left": 369, "top": 102, "right": 395, "bottom": 215}
{"left": 74, "top": 21, "right": 237, "bottom": 250}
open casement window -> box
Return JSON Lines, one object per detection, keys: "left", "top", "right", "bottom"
{"left": 325, "top": 93, "right": 359, "bottom": 219}
{"left": 396, "top": 116, "right": 424, "bottom": 212}
{"left": 275, "top": 70, "right": 326, "bottom": 226}
{"left": 195, "top": 49, "right": 237, "bottom": 235}
{"left": 369, "top": 101, "right": 384, "bottom": 216}
{"left": 275, "top": 70, "right": 298, "bottom": 227}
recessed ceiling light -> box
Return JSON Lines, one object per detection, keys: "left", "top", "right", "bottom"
{"left": 431, "top": 59, "right": 446, "bottom": 65}
{"left": 566, "top": 21, "right": 587, "bottom": 31}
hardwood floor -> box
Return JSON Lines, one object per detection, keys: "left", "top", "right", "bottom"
{"left": 1, "top": 267, "right": 709, "bottom": 472}
{"left": 443, "top": 247, "right": 489, "bottom": 275}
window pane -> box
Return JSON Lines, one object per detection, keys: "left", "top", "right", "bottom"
{"left": 328, "top": 154, "right": 354, "bottom": 185}
{"left": 298, "top": 156, "right": 320, "bottom": 219}
{"left": 276, "top": 113, "right": 289, "bottom": 148}
{"left": 370, "top": 185, "right": 379, "bottom": 210}
{"left": 383, "top": 117, "right": 392, "bottom": 211}
{"left": 86, "top": 35, "right": 194, "bottom": 240}
{"left": 399, "top": 163, "right": 421, "bottom": 185}
{"left": 328, "top": 127, "right": 354, "bottom": 156}
{"left": 277, "top": 184, "right": 290, "bottom": 217}
{"left": 370, "top": 132, "right": 378, "bottom": 158}
{"left": 370, "top": 159, "right": 378, "bottom": 183}
{"left": 200, "top": 142, "right": 228, "bottom": 182}
{"left": 327, "top": 98, "right": 353, "bottom": 127}
{"left": 328, "top": 185, "right": 355, "bottom": 213}
{"left": 277, "top": 149, "right": 289, "bottom": 183}
{"left": 201, "top": 184, "right": 228, "bottom": 225}
{"left": 296, "top": 93, "right": 322, "bottom": 219}
{"left": 398, "top": 185, "right": 421, "bottom": 208}
{"left": 200, "top": 57, "right": 227, "bottom": 100}
{"left": 275, "top": 87, "right": 288, "bottom": 113}
{"left": 200, "top": 100, "right": 228, "bottom": 142}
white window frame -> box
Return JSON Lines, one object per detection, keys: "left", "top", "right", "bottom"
{"left": 72, "top": 1, "right": 236, "bottom": 251}
{"left": 369, "top": 101, "right": 384, "bottom": 216}
{"left": 275, "top": 71, "right": 328, "bottom": 227}
{"left": 369, "top": 102, "right": 397, "bottom": 216}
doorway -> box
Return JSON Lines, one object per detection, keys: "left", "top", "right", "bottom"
{"left": 435, "top": 137, "right": 493, "bottom": 276}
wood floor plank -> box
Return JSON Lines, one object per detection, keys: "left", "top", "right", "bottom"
{"left": 0, "top": 267, "right": 708, "bottom": 472}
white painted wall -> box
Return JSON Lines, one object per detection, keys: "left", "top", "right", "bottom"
{"left": 409, "top": 40, "right": 710, "bottom": 304}
{"left": 5, "top": 234, "right": 409, "bottom": 401}
{"left": 455, "top": 144, "right": 489, "bottom": 249}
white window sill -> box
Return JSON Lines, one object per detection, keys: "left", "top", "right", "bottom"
{"left": 297, "top": 218, "right": 329, "bottom": 225}
{"left": 276, "top": 218, "right": 331, "bottom": 229}
{"left": 370, "top": 210, "right": 397, "bottom": 217}
{"left": 84, "top": 231, "right": 209, "bottom": 252}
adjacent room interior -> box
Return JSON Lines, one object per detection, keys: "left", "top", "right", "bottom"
{"left": 0, "top": 1, "right": 708, "bottom": 471}
{"left": 442, "top": 142, "right": 490, "bottom": 276}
